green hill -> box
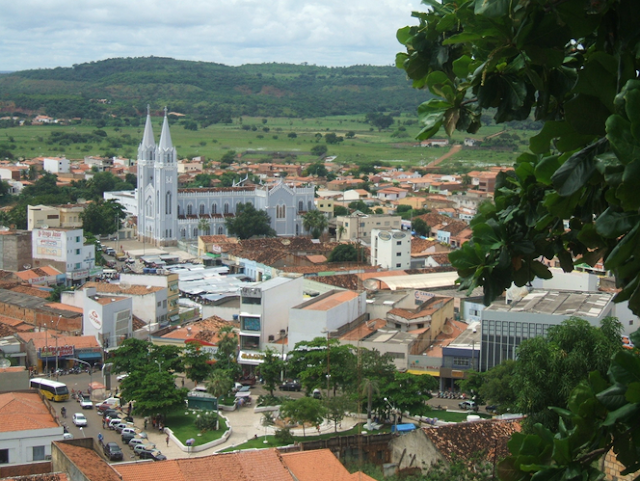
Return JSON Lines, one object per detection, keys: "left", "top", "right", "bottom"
{"left": 0, "top": 57, "right": 427, "bottom": 122}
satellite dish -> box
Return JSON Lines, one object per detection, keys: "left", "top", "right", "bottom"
{"left": 23, "top": 264, "right": 31, "bottom": 270}
{"left": 281, "top": 239, "right": 291, "bottom": 245}
{"left": 83, "top": 237, "right": 87, "bottom": 243}
{"left": 0, "top": 358, "right": 10, "bottom": 368}
{"left": 41, "top": 224, "right": 49, "bottom": 229}
{"left": 120, "top": 281, "right": 131, "bottom": 290}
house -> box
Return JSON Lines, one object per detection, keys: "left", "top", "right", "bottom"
{"left": 387, "top": 295, "right": 454, "bottom": 334}
{"left": 388, "top": 420, "right": 521, "bottom": 474}
{"left": 371, "top": 229, "right": 411, "bottom": 270}
{"left": 378, "top": 187, "right": 408, "bottom": 201}
{"left": 420, "top": 139, "right": 449, "bottom": 147}
{"left": 28, "top": 204, "right": 84, "bottom": 231}
{"left": 288, "top": 289, "right": 367, "bottom": 350}
{"left": 16, "top": 332, "right": 102, "bottom": 373}
{"left": 335, "top": 213, "right": 402, "bottom": 242}
{"left": 80, "top": 287, "right": 133, "bottom": 349}
{"left": 43, "top": 157, "right": 70, "bottom": 175}
{"left": 155, "top": 315, "right": 233, "bottom": 360}
{"left": 0, "top": 391, "right": 68, "bottom": 464}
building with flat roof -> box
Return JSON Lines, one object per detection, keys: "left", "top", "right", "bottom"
{"left": 480, "top": 289, "right": 615, "bottom": 371}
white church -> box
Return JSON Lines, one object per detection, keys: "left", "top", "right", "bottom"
{"left": 136, "top": 109, "right": 316, "bottom": 246}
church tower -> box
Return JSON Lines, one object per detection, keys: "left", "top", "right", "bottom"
{"left": 136, "top": 107, "right": 178, "bottom": 246}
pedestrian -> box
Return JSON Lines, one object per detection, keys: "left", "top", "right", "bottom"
{"left": 181, "top": 378, "right": 185, "bottom": 387}
{"left": 102, "top": 418, "right": 106, "bottom": 429}
{"left": 144, "top": 418, "right": 148, "bottom": 429}
{"left": 166, "top": 434, "right": 169, "bottom": 446}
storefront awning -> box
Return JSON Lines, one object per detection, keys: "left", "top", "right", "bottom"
{"left": 237, "top": 351, "right": 264, "bottom": 365}
{"left": 408, "top": 369, "right": 439, "bottom": 377}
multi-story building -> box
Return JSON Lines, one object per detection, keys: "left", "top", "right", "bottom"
{"left": 27, "top": 204, "right": 84, "bottom": 231}
{"left": 237, "top": 277, "right": 303, "bottom": 376}
{"left": 43, "top": 157, "right": 69, "bottom": 174}
{"left": 0, "top": 230, "right": 32, "bottom": 271}
{"left": 136, "top": 108, "right": 316, "bottom": 246}
{"left": 31, "top": 228, "right": 99, "bottom": 285}
{"left": 335, "top": 213, "right": 402, "bottom": 242}
{"left": 370, "top": 229, "right": 411, "bottom": 270}
{"left": 119, "top": 272, "right": 180, "bottom": 321}
{"left": 82, "top": 287, "right": 133, "bottom": 349}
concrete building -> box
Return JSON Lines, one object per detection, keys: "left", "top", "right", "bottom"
{"left": 0, "top": 337, "right": 26, "bottom": 369}
{"left": 480, "top": 289, "right": 615, "bottom": 371}
{"left": 288, "top": 289, "right": 367, "bottom": 350}
{"left": 103, "top": 190, "right": 137, "bottom": 216}
{"left": 0, "top": 230, "right": 32, "bottom": 272}
{"left": 386, "top": 295, "right": 454, "bottom": 333}
{"left": 31, "top": 228, "right": 99, "bottom": 285}
{"left": 439, "top": 321, "right": 481, "bottom": 390}
{"left": 0, "top": 391, "right": 67, "bottom": 464}
{"left": 119, "top": 272, "right": 180, "bottom": 321}
{"left": 82, "top": 287, "right": 133, "bottom": 349}
{"left": 237, "top": 277, "right": 303, "bottom": 376}
{"left": 335, "top": 212, "right": 402, "bottom": 242}
{"left": 43, "top": 157, "right": 69, "bottom": 174}
{"left": 371, "top": 229, "right": 411, "bottom": 270}
{"left": 27, "top": 204, "right": 84, "bottom": 231}
{"left": 315, "top": 198, "right": 334, "bottom": 219}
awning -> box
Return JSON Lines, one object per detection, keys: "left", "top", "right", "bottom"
{"left": 235, "top": 391, "right": 251, "bottom": 398}
{"left": 408, "top": 369, "right": 439, "bottom": 377}
{"left": 170, "top": 315, "right": 180, "bottom": 322}
{"left": 365, "top": 272, "right": 459, "bottom": 290}
{"left": 237, "top": 351, "right": 264, "bottom": 365}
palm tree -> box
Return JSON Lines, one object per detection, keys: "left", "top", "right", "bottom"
{"left": 359, "top": 377, "right": 380, "bottom": 431}
{"left": 206, "top": 370, "right": 234, "bottom": 430}
{"left": 302, "top": 210, "right": 328, "bottom": 239}
{"left": 198, "top": 218, "right": 211, "bottom": 236}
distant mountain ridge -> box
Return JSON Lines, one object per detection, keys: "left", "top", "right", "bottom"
{"left": 0, "top": 56, "right": 427, "bottom": 121}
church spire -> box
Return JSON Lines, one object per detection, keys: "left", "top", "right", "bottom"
{"left": 158, "top": 106, "right": 173, "bottom": 150}
{"left": 141, "top": 104, "right": 155, "bottom": 149}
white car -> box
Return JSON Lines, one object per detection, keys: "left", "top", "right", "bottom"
{"left": 72, "top": 413, "right": 88, "bottom": 427}
{"left": 116, "top": 373, "right": 129, "bottom": 382}
{"left": 79, "top": 397, "right": 93, "bottom": 409}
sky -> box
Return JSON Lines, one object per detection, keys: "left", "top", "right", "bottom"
{"left": 0, "top": 0, "right": 426, "bottom": 72}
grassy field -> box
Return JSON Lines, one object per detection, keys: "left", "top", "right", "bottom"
{"left": 166, "top": 411, "right": 228, "bottom": 447}
{"left": 0, "top": 114, "right": 536, "bottom": 168}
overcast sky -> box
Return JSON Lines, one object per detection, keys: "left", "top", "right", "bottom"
{"left": 0, "top": 0, "right": 426, "bottom": 72}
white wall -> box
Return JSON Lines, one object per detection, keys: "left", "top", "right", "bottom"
{"left": 0, "top": 426, "right": 64, "bottom": 464}
{"left": 531, "top": 268, "right": 598, "bottom": 292}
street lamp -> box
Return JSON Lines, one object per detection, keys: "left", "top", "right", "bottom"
{"left": 384, "top": 397, "right": 398, "bottom": 434}
{"left": 55, "top": 315, "right": 61, "bottom": 380}
{"left": 154, "top": 360, "right": 162, "bottom": 373}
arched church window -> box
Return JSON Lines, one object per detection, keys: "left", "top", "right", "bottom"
{"left": 218, "top": 226, "right": 224, "bottom": 235}
{"left": 224, "top": 203, "right": 229, "bottom": 214}
{"left": 156, "top": 191, "right": 160, "bottom": 214}
{"left": 181, "top": 229, "right": 186, "bottom": 239}
{"left": 212, "top": 203, "right": 217, "bottom": 214}
{"left": 187, "top": 204, "right": 193, "bottom": 215}
{"left": 308, "top": 200, "right": 313, "bottom": 211}
{"left": 298, "top": 201, "right": 304, "bottom": 213}
{"left": 200, "top": 204, "right": 205, "bottom": 215}
{"left": 166, "top": 192, "right": 172, "bottom": 215}
{"left": 193, "top": 228, "right": 198, "bottom": 237}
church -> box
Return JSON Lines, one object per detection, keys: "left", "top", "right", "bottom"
{"left": 137, "top": 109, "right": 316, "bottom": 246}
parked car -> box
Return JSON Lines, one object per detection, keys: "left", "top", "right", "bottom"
{"left": 105, "top": 248, "right": 116, "bottom": 256}
{"left": 139, "top": 449, "right": 167, "bottom": 461}
{"left": 109, "top": 418, "right": 124, "bottom": 429}
{"left": 114, "top": 422, "right": 130, "bottom": 434}
{"left": 122, "top": 431, "right": 136, "bottom": 444}
{"left": 280, "top": 380, "right": 301, "bottom": 392}
{"left": 485, "top": 404, "right": 500, "bottom": 414}
{"left": 459, "top": 400, "right": 477, "bottom": 411}
{"left": 134, "top": 444, "right": 156, "bottom": 456}
{"left": 129, "top": 438, "right": 147, "bottom": 450}
{"left": 102, "top": 409, "right": 119, "bottom": 418}
{"left": 103, "top": 442, "right": 124, "bottom": 461}
{"left": 72, "top": 413, "right": 88, "bottom": 427}
{"left": 79, "top": 397, "right": 93, "bottom": 409}
{"left": 116, "top": 373, "right": 129, "bottom": 382}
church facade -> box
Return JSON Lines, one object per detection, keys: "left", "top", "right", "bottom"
{"left": 137, "top": 110, "right": 315, "bottom": 247}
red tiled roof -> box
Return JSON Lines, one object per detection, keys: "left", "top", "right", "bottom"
{"left": 54, "top": 442, "right": 121, "bottom": 481}
{"left": 0, "top": 392, "right": 58, "bottom": 433}
{"left": 281, "top": 449, "right": 361, "bottom": 481}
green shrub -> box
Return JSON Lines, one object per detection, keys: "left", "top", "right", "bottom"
{"left": 194, "top": 411, "right": 219, "bottom": 431}
{"left": 274, "top": 428, "right": 294, "bottom": 444}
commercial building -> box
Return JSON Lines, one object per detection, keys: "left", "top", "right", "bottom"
{"left": 81, "top": 287, "right": 133, "bottom": 349}
{"left": 480, "top": 289, "right": 615, "bottom": 371}
{"left": 0, "top": 230, "right": 32, "bottom": 272}
{"left": 28, "top": 204, "right": 84, "bottom": 231}
{"left": 371, "top": 229, "right": 411, "bottom": 270}
{"left": 335, "top": 212, "right": 402, "bottom": 243}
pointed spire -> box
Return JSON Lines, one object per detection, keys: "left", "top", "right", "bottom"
{"left": 158, "top": 106, "right": 173, "bottom": 150}
{"left": 141, "top": 104, "right": 155, "bottom": 149}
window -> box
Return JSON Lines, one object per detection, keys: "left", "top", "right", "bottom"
{"left": 212, "top": 203, "right": 217, "bottom": 214}
{"left": 75, "top": 263, "right": 81, "bottom": 269}
{"left": 224, "top": 203, "right": 229, "bottom": 214}
{"left": 166, "top": 191, "right": 172, "bottom": 214}
{"left": 387, "top": 352, "right": 405, "bottom": 359}
{"left": 396, "top": 263, "right": 401, "bottom": 267}
{"left": 396, "top": 252, "right": 401, "bottom": 256}
{"left": 32, "top": 445, "right": 45, "bottom": 461}
{"left": 276, "top": 205, "right": 286, "bottom": 218}
{"left": 75, "top": 249, "right": 80, "bottom": 255}
{"left": 181, "top": 229, "right": 186, "bottom": 239}
{"left": 187, "top": 204, "right": 193, "bottom": 215}
{"left": 75, "top": 236, "right": 81, "bottom": 242}
{"left": 157, "top": 301, "right": 161, "bottom": 307}
{"left": 0, "top": 449, "right": 8, "bottom": 464}
{"left": 395, "top": 323, "right": 401, "bottom": 329}
{"left": 396, "top": 241, "right": 402, "bottom": 245}
{"left": 454, "top": 357, "right": 470, "bottom": 367}
{"left": 218, "top": 226, "right": 224, "bottom": 235}
{"left": 298, "top": 201, "right": 304, "bottom": 212}
{"left": 417, "top": 323, "right": 424, "bottom": 329}
{"left": 360, "top": 222, "right": 365, "bottom": 227}
{"left": 48, "top": 214, "right": 59, "bottom": 220}
{"left": 243, "top": 297, "right": 262, "bottom": 305}
{"left": 163, "top": 300, "right": 167, "bottom": 308}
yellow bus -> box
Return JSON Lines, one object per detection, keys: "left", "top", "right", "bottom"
{"left": 30, "top": 378, "right": 70, "bottom": 402}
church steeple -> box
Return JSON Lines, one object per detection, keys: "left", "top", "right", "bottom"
{"left": 158, "top": 107, "right": 173, "bottom": 151}
{"left": 141, "top": 105, "right": 155, "bottom": 149}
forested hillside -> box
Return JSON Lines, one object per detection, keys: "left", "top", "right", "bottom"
{"left": 0, "top": 57, "right": 427, "bottom": 122}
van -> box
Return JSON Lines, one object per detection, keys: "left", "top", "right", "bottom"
{"left": 97, "top": 397, "right": 121, "bottom": 411}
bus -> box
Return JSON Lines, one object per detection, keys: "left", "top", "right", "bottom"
{"left": 30, "top": 378, "right": 70, "bottom": 402}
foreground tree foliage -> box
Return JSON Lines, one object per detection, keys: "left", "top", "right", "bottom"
{"left": 225, "top": 202, "right": 276, "bottom": 239}
{"left": 397, "top": 0, "right": 640, "bottom": 315}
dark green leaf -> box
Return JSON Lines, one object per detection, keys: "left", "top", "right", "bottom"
{"left": 551, "top": 138, "right": 607, "bottom": 197}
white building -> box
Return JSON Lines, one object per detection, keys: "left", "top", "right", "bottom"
{"left": 288, "top": 290, "right": 367, "bottom": 350}
{"left": 480, "top": 289, "right": 615, "bottom": 371}
{"left": 237, "top": 277, "right": 303, "bottom": 374}
{"left": 82, "top": 287, "right": 133, "bottom": 349}
{"left": 104, "top": 190, "right": 137, "bottom": 216}
{"left": 371, "top": 229, "right": 411, "bottom": 270}
{"left": 0, "top": 392, "right": 67, "bottom": 464}
{"left": 335, "top": 212, "right": 402, "bottom": 242}
{"left": 43, "top": 157, "right": 69, "bottom": 174}
{"left": 31, "top": 228, "right": 98, "bottom": 285}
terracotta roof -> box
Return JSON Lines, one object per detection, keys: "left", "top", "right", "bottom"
{"left": 83, "top": 282, "right": 164, "bottom": 296}
{"left": 0, "top": 392, "right": 58, "bottom": 433}
{"left": 132, "top": 315, "right": 146, "bottom": 331}
{"left": 340, "top": 318, "right": 387, "bottom": 341}
{"left": 306, "top": 255, "right": 327, "bottom": 264}
{"left": 28, "top": 334, "right": 100, "bottom": 350}
{"left": 10, "top": 285, "right": 50, "bottom": 298}
{"left": 115, "top": 449, "right": 293, "bottom": 481}
{"left": 162, "top": 316, "right": 233, "bottom": 344}
{"left": 44, "top": 302, "right": 83, "bottom": 314}
{"left": 388, "top": 296, "right": 452, "bottom": 320}
{"left": 54, "top": 442, "right": 121, "bottom": 481}
{"left": 423, "top": 419, "right": 521, "bottom": 464}
{"left": 281, "top": 449, "right": 362, "bottom": 481}
{"left": 308, "top": 274, "right": 360, "bottom": 290}
{"left": 411, "top": 238, "right": 439, "bottom": 254}
{"left": 302, "top": 290, "right": 359, "bottom": 311}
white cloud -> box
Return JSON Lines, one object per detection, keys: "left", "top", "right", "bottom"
{"left": 0, "top": 0, "right": 425, "bottom": 71}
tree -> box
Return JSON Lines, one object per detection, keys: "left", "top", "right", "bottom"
{"left": 206, "top": 370, "right": 234, "bottom": 429}
{"left": 328, "top": 244, "right": 358, "bottom": 263}
{"left": 512, "top": 317, "right": 623, "bottom": 431}
{"left": 109, "top": 338, "right": 154, "bottom": 374}
{"left": 197, "top": 218, "right": 210, "bottom": 236}
{"left": 310, "top": 144, "right": 328, "bottom": 157}
{"left": 324, "top": 395, "right": 353, "bottom": 433}
{"left": 398, "top": 0, "right": 640, "bottom": 317}
{"left": 334, "top": 205, "right": 349, "bottom": 216}
{"left": 80, "top": 199, "right": 126, "bottom": 237}
{"left": 220, "top": 150, "right": 236, "bottom": 165}
{"left": 304, "top": 162, "right": 328, "bottom": 177}
{"left": 212, "top": 325, "right": 241, "bottom": 379}
{"left": 257, "top": 347, "right": 284, "bottom": 396}
{"left": 183, "top": 341, "right": 212, "bottom": 384}
{"left": 412, "top": 218, "right": 429, "bottom": 237}
{"left": 359, "top": 378, "right": 380, "bottom": 430}
{"left": 366, "top": 113, "right": 394, "bottom": 131}
{"left": 325, "top": 133, "right": 343, "bottom": 144}
{"left": 380, "top": 371, "right": 437, "bottom": 418}
{"left": 302, "top": 210, "right": 328, "bottom": 239}
{"left": 120, "top": 369, "right": 188, "bottom": 417}
{"left": 280, "top": 397, "right": 326, "bottom": 437}
{"left": 345, "top": 131, "right": 355, "bottom": 139}
{"left": 225, "top": 203, "right": 276, "bottom": 240}
{"left": 287, "top": 132, "right": 297, "bottom": 139}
